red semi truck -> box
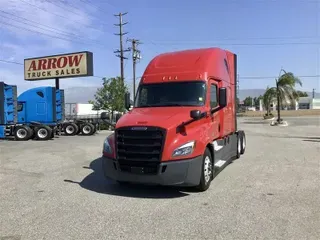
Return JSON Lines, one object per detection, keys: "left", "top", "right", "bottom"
{"left": 101, "top": 47, "right": 246, "bottom": 191}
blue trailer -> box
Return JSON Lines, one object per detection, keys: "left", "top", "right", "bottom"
{"left": 0, "top": 82, "right": 98, "bottom": 140}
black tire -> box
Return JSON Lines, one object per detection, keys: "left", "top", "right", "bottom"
{"left": 196, "top": 148, "right": 214, "bottom": 192}
{"left": 81, "top": 123, "right": 95, "bottom": 136}
{"left": 116, "top": 180, "right": 130, "bottom": 185}
{"left": 35, "top": 125, "right": 52, "bottom": 141}
{"left": 14, "top": 126, "right": 31, "bottom": 141}
{"left": 76, "top": 124, "right": 81, "bottom": 135}
{"left": 240, "top": 131, "right": 246, "bottom": 154}
{"left": 24, "top": 125, "right": 34, "bottom": 139}
{"left": 64, "top": 123, "right": 78, "bottom": 136}
{"left": 236, "top": 133, "right": 241, "bottom": 159}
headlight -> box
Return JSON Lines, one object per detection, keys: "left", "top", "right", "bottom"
{"left": 172, "top": 141, "right": 196, "bottom": 157}
{"left": 103, "top": 134, "right": 114, "bottom": 154}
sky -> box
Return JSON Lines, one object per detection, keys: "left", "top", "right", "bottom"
{"left": 0, "top": 0, "right": 319, "bottom": 95}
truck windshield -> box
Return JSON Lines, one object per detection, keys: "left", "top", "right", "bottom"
{"left": 134, "top": 81, "right": 206, "bottom": 107}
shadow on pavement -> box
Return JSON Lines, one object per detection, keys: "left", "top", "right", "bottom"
{"left": 302, "top": 139, "right": 320, "bottom": 143}
{"left": 242, "top": 121, "right": 270, "bottom": 125}
{"left": 64, "top": 157, "right": 190, "bottom": 199}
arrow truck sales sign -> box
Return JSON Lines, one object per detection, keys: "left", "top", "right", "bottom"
{"left": 24, "top": 51, "right": 94, "bottom": 81}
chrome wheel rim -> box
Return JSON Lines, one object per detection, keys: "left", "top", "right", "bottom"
{"left": 17, "top": 129, "right": 27, "bottom": 138}
{"left": 204, "top": 156, "right": 212, "bottom": 183}
{"left": 38, "top": 129, "right": 48, "bottom": 138}
{"left": 66, "top": 126, "right": 74, "bottom": 134}
{"left": 83, "top": 126, "right": 91, "bottom": 134}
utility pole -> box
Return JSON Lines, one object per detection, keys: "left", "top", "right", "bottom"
{"left": 312, "top": 88, "right": 315, "bottom": 99}
{"left": 127, "top": 38, "right": 142, "bottom": 99}
{"left": 114, "top": 12, "right": 130, "bottom": 83}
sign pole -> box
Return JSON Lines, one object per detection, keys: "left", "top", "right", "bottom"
{"left": 55, "top": 77, "right": 60, "bottom": 90}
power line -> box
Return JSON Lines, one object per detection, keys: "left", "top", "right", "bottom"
{"left": 0, "top": 20, "right": 112, "bottom": 48}
{"left": 44, "top": 0, "right": 113, "bottom": 29}
{"left": 18, "top": 0, "right": 104, "bottom": 33}
{"left": 0, "top": 12, "right": 107, "bottom": 46}
{"left": 0, "top": 10, "right": 79, "bottom": 37}
{"left": 147, "top": 36, "right": 318, "bottom": 42}
{"left": 1, "top": 58, "right": 319, "bottom": 78}
{"left": 239, "top": 75, "right": 320, "bottom": 79}
{"left": 1, "top": 59, "right": 319, "bottom": 79}
{"left": 0, "top": 59, "right": 23, "bottom": 65}
{"left": 145, "top": 41, "right": 320, "bottom": 46}
{"left": 80, "top": 0, "right": 118, "bottom": 11}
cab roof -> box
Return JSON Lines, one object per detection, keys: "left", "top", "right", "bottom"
{"left": 141, "top": 47, "right": 234, "bottom": 84}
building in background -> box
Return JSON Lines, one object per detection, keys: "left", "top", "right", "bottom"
{"left": 298, "top": 97, "right": 320, "bottom": 110}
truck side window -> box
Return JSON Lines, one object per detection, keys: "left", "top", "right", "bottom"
{"left": 36, "top": 91, "right": 44, "bottom": 98}
{"left": 210, "top": 84, "right": 218, "bottom": 108}
{"left": 17, "top": 103, "right": 23, "bottom": 111}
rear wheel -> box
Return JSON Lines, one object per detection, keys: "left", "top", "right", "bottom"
{"left": 196, "top": 148, "right": 214, "bottom": 192}
{"left": 64, "top": 123, "right": 78, "bottom": 136}
{"left": 35, "top": 125, "right": 52, "bottom": 141}
{"left": 24, "top": 125, "right": 34, "bottom": 139}
{"left": 14, "top": 126, "right": 30, "bottom": 141}
{"left": 81, "top": 123, "right": 95, "bottom": 136}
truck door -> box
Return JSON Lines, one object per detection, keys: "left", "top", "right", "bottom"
{"left": 17, "top": 102, "right": 26, "bottom": 123}
{"left": 208, "top": 79, "right": 220, "bottom": 141}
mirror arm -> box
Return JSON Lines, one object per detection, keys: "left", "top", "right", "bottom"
{"left": 210, "top": 106, "right": 223, "bottom": 115}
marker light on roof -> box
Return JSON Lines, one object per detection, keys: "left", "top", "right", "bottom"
{"left": 168, "top": 76, "right": 171, "bottom": 80}
{"left": 174, "top": 76, "right": 178, "bottom": 80}
{"left": 162, "top": 76, "right": 165, "bottom": 80}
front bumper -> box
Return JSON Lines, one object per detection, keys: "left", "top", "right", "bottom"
{"left": 102, "top": 155, "right": 203, "bottom": 187}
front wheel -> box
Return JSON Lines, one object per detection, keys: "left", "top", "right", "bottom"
{"left": 196, "top": 148, "right": 214, "bottom": 192}
{"left": 240, "top": 131, "right": 246, "bottom": 154}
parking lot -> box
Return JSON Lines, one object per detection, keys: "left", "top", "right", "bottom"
{"left": 0, "top": 116, "right": 319, "bottom": 240}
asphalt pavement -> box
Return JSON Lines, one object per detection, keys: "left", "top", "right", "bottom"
{"left": 0, "top": 116, "right": 319, "bottom": 240}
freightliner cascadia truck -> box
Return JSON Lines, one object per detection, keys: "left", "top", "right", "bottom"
{"left": 101, "top": 47, "right": 246, "bottom": 191}
{"left": 0, "top": 82, "right": 97, "bottom": 140}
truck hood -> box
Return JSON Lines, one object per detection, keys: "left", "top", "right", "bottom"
{"left": 116, "top": 107, "right": 202, "bottom": 129}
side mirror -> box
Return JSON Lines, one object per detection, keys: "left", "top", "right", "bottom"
{"left": 219, "top": 87, "right": 227, "bottom": 108}
{"left": 124, "top": 92, "right": 131, "bottom": 110}
{"left": 100, "top": 112, "right": 108, "bottom": 120}
{"left": 190, "top": 110, "right": 201, "bottom": 120}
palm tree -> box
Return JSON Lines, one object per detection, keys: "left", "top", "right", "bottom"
{"left": 275, "top": 70, "right": 302, "bottom": 122}
{"left": 263, "top": 86, "right": 277, "bottom": 116}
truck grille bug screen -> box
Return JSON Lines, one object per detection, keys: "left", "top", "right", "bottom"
{"left": 115, "top": 127, "right": 166, "bottom": 175}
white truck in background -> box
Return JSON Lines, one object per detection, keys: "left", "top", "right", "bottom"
{"left": 64, "top": 103, "right": 123, "bottom": 131}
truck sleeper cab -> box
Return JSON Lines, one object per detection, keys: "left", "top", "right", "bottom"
{"left": 101, "top": 48, "right": 246, "bottom": 191}
{"left": 0, "top": 83, "right": 97, "bottom": 141}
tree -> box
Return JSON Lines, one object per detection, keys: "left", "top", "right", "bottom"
{"left": 275, "top": 71, "right": 302, "bottom": 122}
{"left": 243, "top": 96, "right": 253, "bottom": 106}
{"left": 253, "top": 95, "right": 263, "bottom": 107}
{"left": 262, "top": 86, "right": 277, "bottom": 116}
{"left": 295, "top": 90, "right": 308, "bottom": 97}
{"left": 89, "top": 76, "right": 128, "bottom": 117}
